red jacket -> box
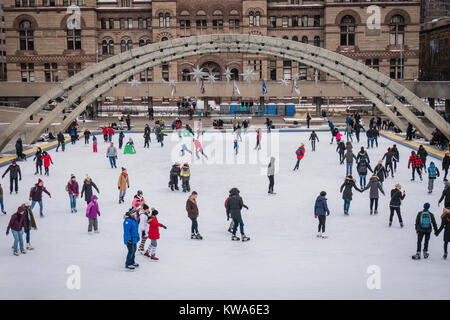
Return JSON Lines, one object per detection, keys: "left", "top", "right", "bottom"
{"left": 148, "top": 216, "right": 163, "bottom": 240}
{"left": 108, "top": 127, "right": 115, "bottom": 135}
{"left": 296, "top": 147, "right": 305, "bottom": 160}
{"left": 102, "top": 127, "right": 107, "bottom": 135}
{"left": 257, "top": 129, "right": 261, "bottom": 140}
{"left": 408, "top": 154, "right": 423, "bottom": 168}
{"left": 41, "top": 154, "right": 53, "bottom": 168}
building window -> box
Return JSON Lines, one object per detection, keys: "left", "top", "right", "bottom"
{"left": 292, "top": 16, "right": 298, "bottom": 28}
{"left": 121, "top": 40, "right": 126, "bottom": 53}
{"left": 20, "top": 63, "right": 34, "bottom": 82}
{"left": 302, "top": 36, "right": 308, "bottom": 44}
{"left": 301, "top": 15, "right": 308, "bottom": 27}
{"left": 19, "top": 20, "right": 34, "bottom": 51}
{"left": 269, "top": 60, "right": 276, "bottom": 80}
{"left": 314, "top": 36, "right": 320, "bottom": 47}
{"left": 182, "top": 69, "right": 191, "bottom": 81}
{"left": 44, "top": 63, "right": 58, "bottom": 82}
{"left": 100, "top": 19, "right": 106, "bottom": 30}
{"left": 282, "top": 16, "right": 288, "bottom": 28}
{"left": 162, "top": 64, "right": 169, "bottom": 81}
{"left": 120, "top": 18, "right": 125, "bottom": 30}
{"left": 165, "top": 13, "right": 170, "bottom": 28}
{"left": 127, "top": 39, "right": 132, "bottom": 51}
{"left": 146, "top": 18, "right": 151, "bottom": 29}
{"left": 109, "top": 40, "right": 114, "bottom": 54}
{"left": 139, "top": 39, "right": 144, "bottom": 47}
{"left": 42, "top": 0, "right": 55, "bottom": 6}
{"left": 68, "top": 63, "right": 81, "bottom": 77}
{"left": 340, "top": 15, "right": 355, "bottom": 46}
{"left": 138, "top": 18, "right": 143, "bottom": 29}
{"left": 283, "top": 60, "right": 292, "bottom": 80}
{"left": 390, "top": 15, "right": 405, "bottom": 45}
{"left": 282, "top": 36, "right": 288, "bottom": 40}
{"left": 248, "top": 60, "right": 262, "bottom": 80}
{"left": 109, "top": 18, "right": 114, "bottom": 29}
{"left": 291, "top": 0, "right": 299, "bottom": 4}
{"left": 292, "top": 36, "right": 298, "bottom": 42}
{"left": 120, "top": 0, "right": 129, "bottom": 6}
{"left": 196, "top": 19, "right": 207, "bottom": 30}
{"left": 140, "top": 68, "right": 153, "bottom": 82}
{"left": 213, "top": 19, "right": 223, "bottom": 29}
{"left": 269, "top": 16, "right": 276, "bottom": 28}
{"left": 180, "top": 20, "right": 191, "bottom": 29}
{"left": 255, "top": 12, "right": 260, "bottom": 27}
{"left": 102, "top": 40, "right": 108, "bottom": 54}
{"left": 298, "top": 63, "right": 307, "bottom": 80}
{"left": 390, "top": 58, "right": 403, "bottom": 79}
{"left": 314, "top": 15, "right": 320, "bottom": 27}
{"left": 365, "top": 58, "right": 379, "bottom": 71}
{"left": 161, "top": 37, "right": 168, "bottom": 41}
{"left": 159, "top": 13, "right": 164, "bottom": 28}
{"left": 229, "top": 19, "right": 240, "bottom": 29}
{"left": 249, "top": 12, "right": 254, "bottom": 27}
{"left": 128, "top": 18, "right": 133, "bottom": 29}
{"left": 67, "top": 29, "right": 81, "bottom": 50}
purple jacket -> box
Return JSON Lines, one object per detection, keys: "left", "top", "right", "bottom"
{"left": 29, "top": 184, "right": 51, "bottom": 201}
{"left": 86, "top": 195, "right": 100, "bottom": 219}
{"left": 67, "top": 181, "right": 79, "bottom": 195}
{"left": 7, "top": 208, "right": 27, "bottom": 232}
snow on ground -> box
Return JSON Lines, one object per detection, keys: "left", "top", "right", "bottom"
{"left": 0, "top": 129, "right": 448, "bottom": 300}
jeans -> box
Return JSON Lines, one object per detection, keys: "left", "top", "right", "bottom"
{"left": 386, "top": 162, "right": 394, "bottom": 177}
{"left": 318, "top": 215, "right": 326, "bottom": 233}
{"left": 412, "top": 167, "right": 422, "bottom": 180}
{"left": 393, "top": 160, "right": 397, "bottom": 172}
{"left": 367, "top": 138, "right": 373, "bottom": 148}
{"left": 31, "top": 200, "right": 43, "bottom": 213}
{"left": 232, "top": 217, "right": 245, "bottom": 235}
{"left": 444, "top": 168, "right": 448, "bottom": 180}
{"left": 119, "top": 190, "right": 126, "bottom": 199}
{"left": 346, "top": 132, "right": 353, "bottom": 141}
{"left": 35, "top": 162, "right": 42, "bottom": 174}
{"left": 374, "top": 136, "right": 378, "bottom": 147}
{"left": 126, "top": 242, "right": 137, "bottom": 266}
{"left": 69, "top": 194, "right": 77, "bottom": 209}
{"left": 294, "top": 158, "right": 301, "bottom": 169}
{"left": 428, "top": 178, "right": 435, "bottom": 192}
{"left": 0, "top": 198, "right": 4, "bottom": 211}
{"left": 268, "top": 175, "right": 274, "bottom": 193}
{"left": 417, "top": 231, "right": 431, "bottom": 252}
{"left": 311, "top": 140, "right": 316, "bottom": 151}
{"left": 346, "top": 162, "right": 353, "bottom": 176}
{"left": 370, "top": 198, "right": 379, "bottom": 211}
{"left": 25, "top": 230, "right": 31, "bottom": 243}
{"left": 190, "top": 218, "right": 199, "bottom": 234}
{"left": 56, "top": 141, "right": 65, "bottom": 151}
{"left": 389, "top": 206, "right": 403, "bottom": 223}
{"left": 109, "top": 156, "right": 116, "bottom": 168}
{"left": 360, "top": 174, "right": 367, "bottom": 187}
{"left": 344, "top": 199, "right": 351, "bottom": 212}
{"left": 12, "top": 229, "right": 24, "bottom": 252}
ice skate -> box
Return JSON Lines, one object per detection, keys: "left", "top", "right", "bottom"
{"left": 39, "top": 212, "right": 44, "bottom": 217}
{"left": 88, "top": 231, "right": 94, "bottom": 235}
{"left": 2, "top": 210, "right": 6, "bottom": 214}
{"left": 26, "top": 243, "right": 33, "bottom": 250}
{"left": 423, "top": 251, "right": 429, "bottom": 259}
{"left": 344, "top": 211, "right": 349, "bottom": 216}
{"left": 151, "top": 255, "right": 159, "bottom": 261}
{"left": 321, "top": 233, "right": 328, "bottom": 239}
{"left": 443, "top": 253, "right": 447, "bottom": 260}
{"left": 241, "top": 235, "right": 250, "bottom": 242}
{"left": 94, "top": 230, "right": 100, "bottom": 233}
{"left": 195, "top": 233, "right": 203, "bottom": 240}
{"left": 400, "top": 222, "right": 404, "bottom": 228}
{"left": 412, "top": 252, "right": 421, "bottom": 260}
{"left": 370, "top": 210, "right": 373, "bottom": 215}
{"left": 144, "top": 251, "right": 151, "bottom": 258}
{"left": 133, "top": 263, "right": 139, "bottom": 268}
{"left": 389, "top": 221, "right": 392, "bottom": 227}
{"left": 232, "top": 235, "right": 240, "bottom": 241}
{"left": 21, "top": 250, "right": 26, "bottom": 254}
{"left": 125, "top": 265, "right": 135, "bottom": 270}
{"left": 14, "top": 251, "right": 19, "bottom": 256}
{"left": 374, "top": 210, "right": 378, "bottom": 215}
{"left": 317, "top": 232, "right": 322, "bottom": 238}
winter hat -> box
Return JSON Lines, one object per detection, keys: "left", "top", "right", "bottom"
{"left": 320, "top": 191, "right": 327, "bottom": 196}
{"left": 423, "top": 203, "right": 431, "bottom": 211}
{"left": 151, "top": 208, "right": 159, "bottom": 215}
{"left": 142, "top": 204, "right": 149, "bottom": 210}
{"left": 91, "top": 195, "right": 98, "bottom": 201}
{"left": 12, "top": 160, "right": 16, "bottom": 165}
{"left": 71, "top": 174, "right": 75, "bottom": 179}
{"left": 184, "top": 163, "right": 189, "bottom": 167}
{"left": 122, "top": 167, "right": 126, "bottom": 172}
{"left": 37, "top": 178, "right": 43, "bottom": 184}
{"left": 25, "top": 201, "right": 31, "bottom": 207}
{"left": 126, "top": 208, "right": 136, "bottom": 217}
{"left": 137, "top": 190, "right": 143, "bottom": 196}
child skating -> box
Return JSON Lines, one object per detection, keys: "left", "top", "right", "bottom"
{"left": 314, "top": 191, "right": 330, "bottom": 238}
{"left": 144, "top": 208, "right": 167, "bottom": 260}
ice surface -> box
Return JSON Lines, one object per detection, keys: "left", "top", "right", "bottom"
{"left": 0, "top": 129, "right": 448, "bottom": 299}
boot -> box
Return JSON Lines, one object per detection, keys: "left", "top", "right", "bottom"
{"left": 241, "top": 235, "right": 250, "bottom": 241}
{"left": 21, "top": 249, "right": 26, "bottom": 254}
{"left": 389, "top": 221, "right": 392, "bottom": 227}
{"left": 423, "top": 251, "right": 429, "bottom": 259}
{"left": 14, "top": 251, "right": 19, "bottom": 256}
{"left": 443, "top": 253, "right": 448, "bottom": 260}
{"left": 412, "top": 252, "right": 421, "bottom": 260}
{"left": 374, "top": 210, "right": 378, "bottom": 215}
{"left": 400, "top": 222, "right": 404, "bottom": 228}
{"left": 370, "top": 210, "right": 373, "bottom": 215}
{"left": 150, "top": 255, "right": 159, "bottom": 261}
{"left": 144, "top": 251, "right": 152, "bottom": 258}
{"left": 26, "top": 243, "right": 33, "bottom": 250}
{"left": 231, "top": 235, "right": 240, "bottom": 241}
{"left": 344, "top": 211, "right": 349, "bottom": 216}
{"left": 195, "top": 233, "right": 203, "bottom": 240}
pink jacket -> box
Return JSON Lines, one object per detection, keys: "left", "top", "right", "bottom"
{"left": 194, "top": 140, "right": 202, "bottom": 150}
{"left": 336, "top": 131, "right": 342, "bottom": 140}
{"left": 132, "top": 196, "right": 145, "bottom": 209}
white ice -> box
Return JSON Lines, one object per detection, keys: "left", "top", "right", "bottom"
{"left": 0, "top": 128, "right": 448, "bottom": 299}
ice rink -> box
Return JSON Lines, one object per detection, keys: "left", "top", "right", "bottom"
{"left": 0, "top": 128, "right": 448, "bottom": 299}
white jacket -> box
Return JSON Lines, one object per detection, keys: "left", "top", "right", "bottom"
{"left": 138, "top": 212, "right": 149, "bottom": 236}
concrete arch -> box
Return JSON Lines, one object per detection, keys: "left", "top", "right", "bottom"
{"left": 1, "top": 34, "right": 447, "bottom": 151}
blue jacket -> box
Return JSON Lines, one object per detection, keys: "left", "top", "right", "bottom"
{"left": 328, "top": 121, "right": 334, "bottom": 129}
{"left": 314, "top": 195, "right": 330, "bottom": 216}
{"left": 123, "top": 216, "right": 140, "bottom": 245}
{"left": 428, "top": 164, "right": 440, "bottom": 179}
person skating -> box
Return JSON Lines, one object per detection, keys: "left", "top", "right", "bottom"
{"left": 56, "top": 132, "right": 65, "bottom": 152}
{"left": 265, "top": 118, "right": 272, "bottom": 134}
{"left": 412, "top": 203, "right": 438, "bottom": 260}
{"left": 186, "top": 191, "right": 202, "bottom": 239}
{"left": 356, "top": 146, "right": 370, "bottom": 164}
{"left": 6, "top": 205, "right": 27, "bottom": 256}
{"left": 144, "top": 208, "right": 167, "bottom": 260}
{"left": 132, "top": 190, "right": 145, "bottom": 210}
{"left": 372, "top": 127, "right": 379, "bottom": 148}
{"left": 0, "top": 183, "right": 6, "bottom": 214}
{"left": 309, "top": 131, "right": 319, "bottom": 151}
{"left": 389, "top": 183, "right": 406, "bottom": 227}
{"left": 126, "top": 114, "right": 131, "bottom": 131}
{"left": 242, "top": 119, "right": 248, "bottom": 134}
{"left": 373, "top": 161, "right": 388, "bottom": 187}
{"left": 345, "top": 123, "right": 353, "bottom": 142}
{"left": 143, "top": 125, "right": 151, "bottom": 148}
{"left": 2, "top": 160, "right": 21, "bottom": 194}
{"left": 330, "top": 127, "right": 338, "bottom": 144}
{"left": 293, "top": 143, "right": 305, "bottom": 171}
{"left": 123, "top": 208, "right": 139, "bottom": 270}
{"left": 335, "top": 130, "right": 342, "bottom": 144}
{"left": 340, "top": 175, "right": 362, "bottom": 215}
{"left": 86, "top": 195, "right": 100, "bottom": 234}
{"left": 362, "top": 175, "right": 385, "bottom": 215}
{"left": 118, "top": 131, "right": 125, "bottom": 149}
{"left": 66, "top": 175, "right": 79, "bottom": 213}
{"left": 354, "top": 122, "right": 363, "bottom": 143}
{"left": 408, "top": 151, "right": 424, "bottom": 181}
{"left": 138, "top": 204, "right": 150, "bottom": 253}
{"left": 328, "top": 121, "right": 335, "bottom": 144}
{"left": 233, "top": 139, "right": 239, "bottom": 155}
{"left": 80, "top": 175, "right": 100, "bottom": 205}
{"left": 267, "top": 156, "right": 276, "bottom": 194}
{"left": 342, "top": 142, "right": 357, "bottom": 176}
{"left": 107, "top": 125, "right": 115, "bottom": 142}
{"left": 180, "top": 163, "right": 191, "bottom": 193}
{"left": 427, "top": 162, "right": 440, "bottom": 194}
{"left": 356, "top": 157, "right": 373, "bottom": 188}
{"left": 118, "top": 168, "right": 130, "bottom": 204}
{"left": 33, "top": 147, "right": 43, "bottom": 175}
{"left": 169, "top": 162, "right": 181, "bottom": 191}
{"left": 336, "top": 140, "right": 346, "bottom": 164}
{"left": 438, "top": 181, "right": 450, "bottom": 208}
{"left": 194, "top": 138, "right": 208, "bottom": 159}
{"left": 125, "top": 138, "right": 136, "bottom": 153}
{"left": 29, "top": 178, "right": 51, "bottom": 217}
{"left": 255, "top": 128, "right": 262, "bottom": 150}
{"left": 435, "top": 207, "right": 450, "bottom": 259}
{"left": 186, "top": 124, "right": 195, "bottom": 137}
{"left": 226, "top": 188, "right": 250, "bottom": 241}
{"left": 306, "top": 113, "right": 311, "bottom": 129}
{"left": 83, "top": 129, "right": 91, "bottom": 144}
{"left": 314, "top": 191, "right": 330, "bottom": 238}
{"left": 15, "top": 137, "right": 26, "bottom": 161}
{"left": 406, "top": 123, "right": 414, "bottom": 141}
{"left": 22, "top": 202, "right": 36, "bottom": 250}
{"left": 102, "top": 125, "right": 108, "bottom": 142}
{"left": 391, "top": 144, "right": 399, "bottom": 173}
{"left": 92, "top": 136, "right": 98, "bottom": 152}
{"left": 197, "top": 118, "right": 203, "bottom": 138}
{"left": 155, "top": 125, "right": 167, "bottom": 147}
{"left": 40, "top": 151, "right": 53, "bottom": 176}
{"left": 235, "top": 125, "right": 242, "bottom": 142}
{"left": 442, "top": 151, "right": 450, "bottom": 181}
{"left": 382, "top": 147, "right": 397, "bottom": 178}
{"left": 106, "top": 142, "right": 118, "bottom": 168}
{"left": 69, "top": 125, "right": 77, "bottom": 145}
{"left": 180, "top": 143, "right": 192, "bottom": 156}
{"left": 418, "top": 145, "right": 428, "bottom": 168}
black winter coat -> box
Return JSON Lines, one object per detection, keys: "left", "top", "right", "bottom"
{"left": 415, "top": 210, "right": 438, "bottom": 233}
{"left": 391, "top": 147, "right": 399, "bottom": 161}
{"left": 418, "top": 147, "right": 428, "bottom": 163}
{"left": 57, "top": 132, "right": 65, "bottom": 142}
{"left": 2, "top": 164, "right": 21, "bottom": 179}
{"left": 382, "top": 150, "right": 396, "bottom": 164}
{"left": 356, "top": 160, "right": 372, "bottom": 176}
{"left": 373, "top": 164, "right": 387, "bottom": 182}
{"left": 340, "top": 178, "right": 361, "bottom": 200}
{"left": 437, "top": 212, "right": 450, "bottom": 242}
{"left": 438, "top": 186, "right": 450, "bottom": 207}
{"left": 226, "top": 190, "right": 248, "bottom": 220}
{"left": 81, "top": 180, "right": 100, "bottom": 203}
{"left": 389, "top": 188, "right": 405, "bottom": 207}
{"left": 336, "top": 143, "right": 346, "bottom": 154}
{"left": 170, "top": 165, "right": 180, "bottom": 179}
{"left": 34, "top": 150, "right": 43, "bottom": 165}
{"left": 443, "top": 155, "right": 450, "bottom": 170}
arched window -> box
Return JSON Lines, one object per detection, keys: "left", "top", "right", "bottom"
{"left": 340, "top": 15, "right": 355, "bottom": 46}
{"left": 255, "top": 11, "right": 260, "bottom": 27}
{"left": 161, "top": 37, "right": 168, "bottom": 42}
{"left": 182, "top": 69, "right": 191, "bottom": 81}
{"left": 292, "top": 36, "right": 298, "bottom": 42}
{"left": 314, "top": 36, "right": 320, "bottom": 47}
{"left": 146, "top": 39, "right": 151, "bottom": 45}
{"left": 102, "top": 40, "right": 108, "bottom": 54}
{"left": 282, "top": 35, "right": 288, "bottom": 40}
{"left": 109, "top": 40, "right": 114, "bottom": 54}
{"left": 159, "top": 13, "right": 164, "bottom": 28}
{"left": 120, "top": 40, "right": 126, "bottom": 53}
{"left": 390, "top": 15, "right": 405, "bottom": 45}
{"left": 165, "top": 13, "right": 170, "bottom": 28}
{"left": 301, "top": 36, "right": 308, "bottom": 44}
{"left": 231, "top": 68, "right": 239, "bottom": 80}
{"left": 67, "top": 29, "right": 81, "bottom": 50}
{"left": 139, "top": 39, "right": 145, "bottom": 47}
{"left": 249, "top": 11, "right": 254, "bottom": 27}
{"left": 127, "top": 39, "right": 133, "bottom": 51}
{"left": 19, "top": 20, "right": 34, "bottom": 50}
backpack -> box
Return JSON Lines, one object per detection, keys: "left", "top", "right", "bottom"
{"left": 428, "top": 166, "right": 437, "bottom": 178}
{"left": 420, "top": 211, "right": 431, "bottom": 229}
{"left": 296, "top": 148, "right": 302, "bottom": 156}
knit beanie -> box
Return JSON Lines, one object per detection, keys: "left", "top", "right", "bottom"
{"left": 424, "top": 203, "right": 431, "bottom": 211}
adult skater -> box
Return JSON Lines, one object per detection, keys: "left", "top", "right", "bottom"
{"left": 417, "top": 145, "right": 428, "bottom": 168}
{"left": 194, "top": 139, "right": 208, "bottom": 159}
{"left": 81, "top": 175, "right": 100, "bottom": 205}
{"left": 314, "top": 191, "right": 330, "bottom": 238}
{"left": 2, "top": 160, "right": 21, "bottom": 194}
{"left": 169, "top": 162, "right": 180, "bottom": 191}
{"left": 255, "top": 128, "right": 262, "bottom": 150}
{"left": 0, "top": 183, "right": 5, "bottom": 214}
{"left": 328, "top": 120, "right": 335, "bottom": 140}
{"left": 335, "top": 130, "right": 342, "bottom": 144}
{"left": 406, "top": 123, "right": 414, "bottom": 141}
{"left": 180, "top": 163, "right": 191, "bottom": 193}
{"left": 22, "top": 202, "right": 36, "bottom": 250}
{"left": 354, "top": 122, "right": 363, "bottom": 143}
{"left": 267, "top": 156, "right": 276, "bottom": 194}
{"left": 226, "top": 188, "right": 250, "bottom": 241}
{"left": 144, "top": 208, "right": 167, "bottom": 260}
{"left": 69, "top": 126, "right": 77, "bottom": 145}
{"left": 86, "top": 195, "right": 100, "bottom": 234}
{"left": 123, "top": 208, "right": 139, "bottom": 270}
{"left": 106, "top": 142, "right": 118, "bottom": 168}
{"left": 15, "top": 138, "right": 26, "bottom": 161}
{"left": 56, "top": 132, "right": 65, "bottom": 152}
{"left": 408, "top": 151, "right": 424, "bottom": 181}
{"left": 33, "top": 147, "right": 43, "bottom": 175}
{"left": 233, "top": 139, "right": 239, "bottom": 155}
{"left": 92, "top": 136, "right": 98, "bottom": 152}
{"left": 309, "top": 131, "right": 319, "bottom": 151}
{"left": 144, "top": 125, "right": 151, "bottom": 148}
{"left": 293, "top": 143, "right": 305, "bottom": 171}
{"left": 118, "top": 131, "right": 125, "bottom": 149}
{"left": 438, "top": 181, "right": 450, "bottom": 208}
{"left": 356, "top": 147, "right": 370, "bottom": 164}
{"left": 197, "top": 118, "right": 203, "bottom": 138}
{"left": 180, "top": 143, "right": 192, "bottom": 156}
{"left": 336, "top": 140, "right": 346, "bottom": 164}
{"left": 412, "top": 203, "right": 438, "bottom": 260}
{"left": 436, "top": 207, "right": 450, "bottom": 259}
{"left": 66, "top": 175, "right": 79, "bottom": 213}
{"left": 345, "top": 123, "right": 353, "bottom": 142}
{"left": 41, "top": 151, "right": 53, "bottom": 176}
{"left": 6, "top": 205, "right": 27, "bottom": 256}
{"left": 132, "top": 190, "right": 145, "bottom": 210}
{"left": 356, "top": 157, "right": 373, "bottom": 188}
{"left": 107, "top": 125, "right": 115, "bottom": 142}
{"left": 382, "top": 147, "right": 397, "bottom": 178}
{"left": 362, "top": 175, "right": 385, "bottom": 215}
{"left": 236, "top": 125, "right": 242, "bottom": 142}
{"left": 242, "top": 119, "right": 249, "bottom": 134}
{"left": 186, "top": 124, "right": 195, "bottom": 137}
{"left": 391, "top": 144, "right": 399, "bottom": 173}
{"left": 427, "top": 162, "right": 440, "bottom": 194}
{"left": 155, "top": 125, "right": 166, "bottom": 147}
{"left": 443, "top": 151, "right": 450, "bottom": 181}
{"left": 265, "top": 118, "right": 272, "bottom": 134}
{"left": 373, "top": 161, "right": 388, "bottom": 187}
{"left": 340, "top": 175, "right": 362, "bottom": 215}
{"left": 342, "top": 143, "right": 357, "bottom": 176}
{"left": 126, "top": 114, "right": 131, "bottom": 131}
{"left": 138, "top": 204, "right": 150, "bottom": 253}
{"left": 102, "top": 125, "right": 108, "bottom": 142}
{"left": 330, "top": 127, "right": 338, "bottom": 144}
{"left": 372, "top": 127, "right": 379, "bottom": 148}
{"left": 83, "top": 129, "right": 91, "bottom": 144}
{"left": 186, "top": 191, "right": 202, "bottom": 240}
{"left": 306, "top": 113, "right": 311, "bottom": 129}
{"left": 29, "top": 178, "right": 51, "bottom": 217}
{"left": 366, "top": 127, "right": 374, "bottom": 149}
{"left": 118, "top": 168, "right": 130, "bottom": 204}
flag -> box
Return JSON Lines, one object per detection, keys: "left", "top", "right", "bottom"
{"left": 200, "top": 79, "right": 205, "bottom": 94}
{"left": 233, "top": 80, "right": 241, "bottom": 96}
{"left": 170, "top": 84, "right": 176, "bottom": 96}
{"left": 262, "top": 79, "right": 268, "bottom": 95}
{"left": 293, "top": 81, "right": 301, "bottom": 95}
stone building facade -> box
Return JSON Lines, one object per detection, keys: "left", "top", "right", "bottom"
{"left": 0, "top": 0, "right": 6, "bottom": 81}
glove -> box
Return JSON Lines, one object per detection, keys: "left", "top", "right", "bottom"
{"left": 6, "top": 231, "right": 9, "bottom": 235}
{"left": 314, "top": 215, "right": 317, "bottom": 219}
{"left": 127, "top": 240, "right": 132, "bottom": 245}
{"left": 162, "top": 225, "right": 167, "bottom": 229}
{"left": 141, "top": 231, "right": 145, "bottom": 237}
{"left": 29, "top": 197, "right": 31, "bottom": 201}
{"left": 49, "top": 194, "right": 52, "bottom": 198}
{"left": 118, "top": 187, "right": 120, "bottom": 190}
{"left": 19, "top": 178, "right": 22, "bottom": 181}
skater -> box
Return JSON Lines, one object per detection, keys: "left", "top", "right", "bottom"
{"left": 169, "top": 162, "right": 181, "bottom": 191}
{"left": 362, "top": 175, "right": 385, "bottom": 215}
{"left": 197, "top": 118, "right": 203, "bottom": 138}
{"left": 0, "top": 183, "right": 6, "bottom": 214}
{"left": 354, "top": 122, "right": 363, "bottom": 143}
{"left": 118, "top": 168, "right": 130, "bottom": 204}
{"left": 427, "top": 162, "right": 440, "bottom": 193}
{"left": 107, "top": 125, "right": 115, "bottom": 142}
{"left": 132, "top": 190, "right": 146, "bottom": 210}
{"left": 102, "top": 125, "right": 108, "bottom": 142}
{"left": 92, "top": 136, "right": 98, "bottom": 152}
{"left": 356, "top": 147, "right": 370, "bottom": 164}
{"left": 186, "top": 124, "right": 195, "bottom": 137}
{"left": 331, "top": 128, "right": 340, "bottom": 144}
{"left": 345, "top": 123, "right": 353, "bottom": 142}
{"left": 255, "top": 128, "right": 262, "bottom": 150}
{"left": 56, "top": 132, "right": 65, "bottom": 152}
{"left": 382, "top": 147, "right": 397, "bottom": 178}
{"left": 391, "top": 144, "right": 399, "bottom": 173}
{"left": 194, "top": 139, "right": 208, "bottom": 160}
{"left": 340, "top": 175, "right": 362, "bottom": 215}
{"left": 33, "top": 147, "right": 43, "bottom": 175}
{"left": 15, "top": 137, "right": 26, "bottom": 161}
{"left": 366, "top": 127, "right": 374, "bottom": 149}
{"left": 126, "top": 114, "right": 131, "bottom": 131}
{"left": 438, "top": 181, "right": 450, "bottom": 208}
{"left": 233, "top": 139, "right": 239, "bottom": 155}
{"left": 29, "top": 178, "right": 51, "bottom": 217}
{"left": 373, "top": 161, "right": 388, "bottom": 186}
{"left": 356, "top": 157, "right": 373, "bottom": 188}
{"left": 180, "top": 163, "right": 191, "bottom": 193}
{"left": 314, "top": 191, "right": 330, "bottom": 238}
{"left": 442, "top": 151, "right": 450, "bottom": 181}
{"left": 6, "top": 205, "right": 27, "bottom": 256}
{"left": 309, "top": 131, "right": 319, "bottom": 151}
{"left": 83, "top": 129, "right": 91, "bottom": 144}
{"left": 106, "top": 142, "right": 118, "bottom": 168}
{"left": 342, "top": 143, "right": 357, "bottom": 176}
{"left": 418, "top": 145, "right": 428, "bottom": 168}
{"left": 144, "top": 125, "right": 151, "bottom": 148}
{"left": 123, "top": 208, "right": 139, "bottom": 270}
{"left": 267, "top": 156, "right": 276, "bottom": 194}
{"left": 265, "top": 118, "right": 272, "bottom": 134}
{"left": 436, "top": 207, "right": 450, "bottom": 259}
{"left": 412, "top": 203, "right": 438, "bottom": 260}
{"left": 22, "top": 202, "right": 36, "bottom": 250}
{"left": 293, "top": 143, "right": 305, "bottom": 171}
{"left": 180, "top": 143, "right": 192, "bottom": 156}
{"left": 2, "top": 160, "right": 21, "bottom": 194}
{"left": 138, "top": 204, "right": 150, "bottom": 253}
{"left": 144, "top": 208, "right": 167, "bottom": 260}
{"left": 69, "top": 125, "right": 77, "bottom": 145}
{"left": 81, "top": 175, "right": 100, "bottom": 205}
{"left": 406, "top": 123, "right": 414, "bottom": 141}
{"left": 186, "top": 191, "right": 202, "bottom": 239}
{"left": 86, "top": 195, "right": 100, "bottom": 234}
{"left": 372, "top": 127, "right": 379, "bottom": 147}
{"left": 226, "top": 188, "right": 250, "bottom": 241}
{"left": 118, "top": 131, "right": 125, "bottom": 149}
{"left": 155, "top": 125, "right": 167, "bottom": 147}
{"left": 306, "top": 113, "right": 311, "bottom": 129}
{"left": 66, "top": 175, "right": 79, "bottom": 213}
{"left": 242, "top": 120, "right": 249, "bottom": 134}
{"left": 408, "top": 151, "right": 424, "bottom": 181}
{"left": 41, "top": 151, "right": 53, "bottom": 176}
{"left": 336, "top": 140, "right": 346, "bottom": 164}
{"left": 236, "top": 125, "right": 242, "bottom": 142}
